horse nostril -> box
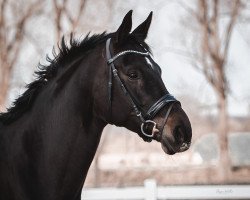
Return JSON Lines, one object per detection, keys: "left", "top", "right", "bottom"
{"left": 179, "top": 142, "right": 190, "bottom": 152}
{"left": 174, "top": 126, "right": 185, "bottom": 144}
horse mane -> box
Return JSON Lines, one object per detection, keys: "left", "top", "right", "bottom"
{"left": 0, "top": 32, "right": 151, "bottom": 125}
{"left": 0, "top": 32, "right": 110, "bottom": 124}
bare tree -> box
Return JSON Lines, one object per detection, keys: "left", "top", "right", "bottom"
{"left": 179, "top": 0, "right": 243, "bottom": 182}
{"left": 0, "top": 0, "right": 43, "bottom": 111}
{"left": 52, "top": 0, "right": 116, "bottom": 42}
{"left": 52, "top": 0, "right": 87, "bottom": 41}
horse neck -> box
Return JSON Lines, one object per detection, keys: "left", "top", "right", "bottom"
{"left": 38, "top": 44, "right": 108, "bottom": 185}
{"left": 3, "top": 44, "right": 108, "bottom": 198}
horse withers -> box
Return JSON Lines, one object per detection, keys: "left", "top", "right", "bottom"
{"left": 0, "top": 10, "right": 192, "bottom": 200}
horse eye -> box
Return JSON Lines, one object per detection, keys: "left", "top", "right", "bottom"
{"left": 128, "top": 71, "right": 139, "bottom": 80}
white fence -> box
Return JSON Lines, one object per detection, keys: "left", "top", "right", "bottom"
{"left": 82, "top": 179, "right": 250, "bottom": 200}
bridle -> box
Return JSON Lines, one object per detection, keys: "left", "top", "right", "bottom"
{"left": 105, "top": 38, "right": 180, "bottom": 140}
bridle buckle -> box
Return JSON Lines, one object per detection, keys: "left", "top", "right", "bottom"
{"left": 141, "top": 120, "right": 158, "bottom": 138}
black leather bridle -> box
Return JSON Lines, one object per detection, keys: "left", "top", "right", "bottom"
{"left": 105, "top": 38, "right": 180, "bottom": 139}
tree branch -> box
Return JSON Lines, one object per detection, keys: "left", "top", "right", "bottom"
{"left": 222, "top": 0, "right": 241, "bottom": 64}
{"left": 0, "top": 0, "right": 7, "bottom": 29}
{"left": 7, "top": 0, "right": 43, "bottom": 53}
{"left": 177, "top": 0, "right": 202, "bottom": 22}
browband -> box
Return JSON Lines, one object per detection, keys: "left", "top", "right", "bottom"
{"left": 107, "top": 50, "right": 150, "bottom": 65}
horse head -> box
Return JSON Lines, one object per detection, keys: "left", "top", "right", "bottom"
{"left": 104, "top": 10, "right": 192, "bottom": 155}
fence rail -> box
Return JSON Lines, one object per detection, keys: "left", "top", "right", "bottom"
{"left": 82, "top": 179, "right": 250, "bottom": 200}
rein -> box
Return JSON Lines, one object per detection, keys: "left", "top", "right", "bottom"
{"left": 105, "top": 38, "right": 180, "bottom": 140}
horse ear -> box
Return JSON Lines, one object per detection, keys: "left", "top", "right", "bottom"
{"left": 114, "top": 10, "right": 133, "bottom": 45}
{"left": 131, "top": 11, "right": 153, "bottom": 41}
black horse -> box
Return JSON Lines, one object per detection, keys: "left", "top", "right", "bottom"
{"left": 0, "top": 11, "right": 192, "bottom": 200}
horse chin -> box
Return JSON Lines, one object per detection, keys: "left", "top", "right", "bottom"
{"left": 161, "top": 141, "right": 176, "bottom": 155}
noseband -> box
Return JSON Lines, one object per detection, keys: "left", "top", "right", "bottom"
{"left": 105, "top": 38, "right": 180, "bottom": 139}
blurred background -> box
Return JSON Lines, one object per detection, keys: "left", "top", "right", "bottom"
{"left": 1, "top": 0, "right": 250, "bottom": 188}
